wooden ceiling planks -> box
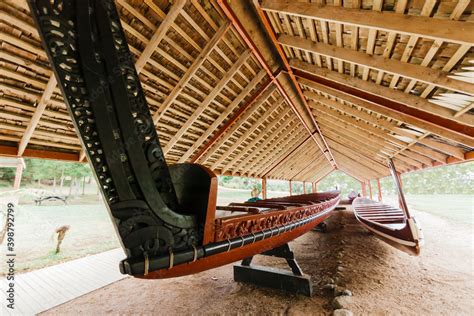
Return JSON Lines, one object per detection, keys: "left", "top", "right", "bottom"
{"left": 258, "top": 0, "right": 474, "bottom": 179}
{"left": 0, "top": 0, "right": 473, "bottom": 183}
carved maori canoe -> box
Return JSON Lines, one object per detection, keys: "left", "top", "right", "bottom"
{"left": 353, "top": 160, "right": 423, "bottom": 255}
{"left": 28, "top": 0, "right": 341, "bottom": 278}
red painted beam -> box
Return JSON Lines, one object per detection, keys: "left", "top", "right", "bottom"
{"left": 292, "top": 68, "right": 474, "bottom": 138}
{"left": 377, "top": 179, "right": 382, "bottom": 202}
{"left": 249, "top": 0, "right": 337, "bottom": 167}
{"left": 215, "top": 0, "right": 337, "bottom": 168}
{"left": 0, "top": 145, "right": 80, "bottom": 162}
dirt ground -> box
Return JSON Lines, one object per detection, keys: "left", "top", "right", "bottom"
{"left": 44, "top": 207, "right": 474, "bottom": 315}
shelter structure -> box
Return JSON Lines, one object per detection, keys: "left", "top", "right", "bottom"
{"left": 0, "top": 157, "right": 25, "bottom": 190}
{"left": 0, "top": 0, "right": 473, "bottom": 189}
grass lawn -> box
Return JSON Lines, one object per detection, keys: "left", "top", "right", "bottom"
{"left": 0, "top": 201, "right": 120, "bottom": 274}
{"left": 384, "top": 194, "right": 473, "bottom": 226}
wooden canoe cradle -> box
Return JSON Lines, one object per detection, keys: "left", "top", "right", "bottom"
{"left": 28, "top": 0, "right": 341, "bottom": 279}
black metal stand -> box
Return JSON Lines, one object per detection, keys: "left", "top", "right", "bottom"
{"left": 313, "top": 221, "right": 328, "bottom": 233}
{"left": 233, "top": 243, "right": 312, "bottom": 297}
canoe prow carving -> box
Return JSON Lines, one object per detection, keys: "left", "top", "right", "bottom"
{"left": 29, "top": 0, "right": 341, "bottom": 279}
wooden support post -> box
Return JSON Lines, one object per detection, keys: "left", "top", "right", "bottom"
{"left": 303, "top": 181, "right": 306, "bottom": 194}
{"left": 313, "top": 182, "right": 317, "bottom": 193}
{"left": 377, "top": 179, "right": 382, "bottom": 201}
{"left": 262, "top": 177, "right": 267, "bottom": 200}
{"left": 289, "top": 180, "right": 293, "bottom": 196}
{"left": 397, "top": 173, "right": 403, "bottom": 188}
{"left": 360, "top": 181, "right": 366, "bottom": 197}
{"left": 13, "top": 163, "right": 23, "bottom": 190}
{"left": 368, "top": 180, "right": 373, "bottom": 200}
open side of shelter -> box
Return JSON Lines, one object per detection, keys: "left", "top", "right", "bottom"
{"left": 0, "top": 0, "right": 473, "bottom": 279}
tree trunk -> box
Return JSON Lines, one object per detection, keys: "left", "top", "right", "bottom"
{"left": 82, "top": 177, "right": 86, "bottom": 195}
{"left": 68, "top": 178, "right": 74, "bottom": 196}
{"left": 76, "top": 178, "right": 81, "bottom": 196}
{"left": 59, "top": 168, "right": 65, "bottom": 195}
{"left": 53, "top": 177, "right": 56, "bottom": 193}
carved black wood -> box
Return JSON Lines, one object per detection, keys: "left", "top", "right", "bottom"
{"left": 28, "top": 0, "right": 213, "bottom": 262}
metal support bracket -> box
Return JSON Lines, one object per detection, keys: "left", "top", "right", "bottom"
{"left": 233, "top": 243, "right": 312, "bottom": 297}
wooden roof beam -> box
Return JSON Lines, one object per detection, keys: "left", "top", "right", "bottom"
{"left": 211, "top": 97, "right": 286, "bottom": 170}
{"left": 232, "top": 0, "right": 337, "bottom": 167}
{"left": 310, "top": 103, "right": 408, "bottom": 149}
{"left": 259, "top": 127, "right": 315, "bottom": 179}
{"left": 0, "top": 145, "right": 79, "bottom": 162}
{"left": 323, "top": 137, "right": 392, "bottom": 174}
{"left": 303, "top": 164, "right": 333, "bottom": 183}
{"left": 304, "top": 94, "right": 449, "bottom": 163}
{"left": 316, "top": 123, "right": 414, "bottom": 172}
{"left": 310, "top": 166, "right": 335, "bottom": 184}
{"left": 17, "top": 75, "right": 57, "bottom": 156}
{"left": 243, "top": 123, "right": 305, "bottom": 176}
{"left": 180, "top": 70, "right": 267, "bottom": 163}
{"left": 418, "top": 138, "right": 466, "bottom": 160}
{"left": 134, "top": 0, "right": 186, "bottom": 72}
{"left": 222, "top": 107, "right": 292, "bottom": 174}
{"left": 163, "top": 49, "right": 252, "bottom": 154}
{"left": 261, "top": 1, "right": 474, "bottom": 45}
{"left": 312, "top": 102, "right": 467, "bottom": 165}
{"left": 277, "top": 145, "right": 321, "bottom": 179}
{"left": 295, "top": 155, "right": 331, "bottom": 182}
{"left": 297, "top": 77, "right": 474, "bottom": 147}
{"left": 152, "top": 22, "right": 230, "bottom": 124}
{"left": 279, "top": 35, "right": 473, "bottom": 96}
{"left": 311, "top": 106, "right": 431, "bottom": 169}
{"left": 331, "top": 150, "right": 383, "bottom": 180}
{"left": 290, "top": 59, "right": 474, "bottom": 127}
{"left": 227, "top": 113, "right": 296, "bottom": 174}
{"left": 246, "top": 129, "right": 307, "bottom": 178}
{"left": 316, "top": 117, "right": 401, "bottom": 158}
{"left": 197, "top": 84, "right": 278, "bottom": 165}
{"left": 262, "top": 133, "right": 313, "bottom": 177}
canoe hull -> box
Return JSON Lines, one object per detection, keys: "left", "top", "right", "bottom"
{"left": 123, "top": 192, "right": 341, "bottom": 279}
{"left": 353, "top": 198, "right": 423, "bottom": 256}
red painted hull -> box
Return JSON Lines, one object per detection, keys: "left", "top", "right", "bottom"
{"left": 134, "top": 191, "right": 341, "bottom": 279}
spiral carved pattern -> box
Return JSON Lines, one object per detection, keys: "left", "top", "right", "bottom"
{"left": 29, "top": 0, "right": 200, "bottom": 260}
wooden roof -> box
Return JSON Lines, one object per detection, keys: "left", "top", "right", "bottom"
{"left": 0, "top": 0, "right": 473, "bottom": 183}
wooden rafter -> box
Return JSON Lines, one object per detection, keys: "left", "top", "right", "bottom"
{"left": 134, "top": 0, "right": 186, "bottom": 73}
{"left": 261, "top": 1, "right": 474, "bottom": 45}
{"left": 152, "top": 22, "right": 230, "bottom": 124}
{"left": 197, "top": 84, "right": 278, "bottom": 165}
{"left": 211, "top": 96, "right": 285, "bottom": 170}
{"left": 279, "top": 35, "right": 473, "bottom": 96}
{"left": 248, "top": 0, "right": 338, "bottom": 167}
{"left": 163, "top": 49, "right": 252, "bottom": 154}
{"left": 17, "top": 75, "right": 57, "bottom": 156}
{"left": 179, "top": 70, "right": 267, "bottom": 163}
{"left": 304, "top": 94, "right": 450, "bottom": 164}
{"left": 290, "top": 59, "right": 474, "bottom": 127}
{"left": 242, "top": 122, "right": 305, "bottom": 176}
{"left": 222, "top": 107, "right": 292, "bottom": 174}
{"left": 226, "top": 114, "right": 296, "bottom": 174}
{"left": 298, "top": 77, "right": 474, "bottom": 147}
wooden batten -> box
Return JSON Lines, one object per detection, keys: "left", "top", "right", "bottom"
{"left": 0, "top": 0, "right": 472, "bottom": 183}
